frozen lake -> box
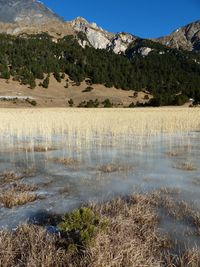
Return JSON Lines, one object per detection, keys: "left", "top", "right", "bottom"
{"left": 0, "top": 131, "right": 200, "bottom": 234}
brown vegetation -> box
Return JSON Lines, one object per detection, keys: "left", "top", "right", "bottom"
{"left": 25, "top": 146, "right": 56, "bottom": 152}
{"left": 0, "top": 171, "right": 23, "bottom": 184}
{"left": 0, "top": 193, "right": 200, "bottom": 266}
{"left": 96, "top": 163, "right": 133, "bottom": 173}
{"left": 165, "top": 151, "right": 179, "bottom": 157}
{"left": 54, "top": 157, "right": 80, "bottom": 166}
{"left": 173, "top": 162, "right": 197, "bottom": 171}
{"left": 0, "top": 191, "right": 39, "bottom": 208}
{"left": 11, "top": 183, "right": 38, "bottom": 192}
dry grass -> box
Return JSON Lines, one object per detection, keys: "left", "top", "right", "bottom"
{"left": 150, "top": 190, "right": 200, "bottom": 233}
{"left": 173, "top": 162, "right": 197, "bottom": 171}
{"left": 165, "top": 151, "right": 179, "bottom": 157}
{"left": 0, "top": 225, "right": 69, "bottom": 267}
{"left": 54, "top": 157, "right": 80, "bottom": 166}
{"left": 0, "top": 171, "right": 23, "bottom": 183}
{"left": 25, "top": 146, "right": 56, "bottom": 152}
{"left": 0, "top": 191, "right": 39, "bottom": 208}
{"left": 0, "top": 193, "right": 200, "bottom": 266}
{"left": 96, "top": 163, "right": 133, "bottom": 173}
{"left": 0, "top": 108, "right": 199, "bottom": 143}
{"left": 0, "top": 168, "right": 36, "bottom": 185}
{"left": 11, "top": 183, "right": 38, "bottom": 192}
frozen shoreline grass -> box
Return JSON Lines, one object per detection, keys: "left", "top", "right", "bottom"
{"left": 173, "top": 162, "right": 197, "bottom": 171}
{"left": 0, "top": 192, "right": 200, "bottom": 266}
{"left": 0, "top": 108, "right": 199, "bottom": 143}
{"left": 0, "top": 191, "right": 39, "bottom": 208}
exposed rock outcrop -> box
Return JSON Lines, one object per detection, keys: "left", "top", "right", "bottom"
{"left": 70, "top": 17, "right": 138, "bottom": 53}
{"left": 0, "top": 0, "right": 199, "bottom": 54}
{"left": 0, "top": 0, "right": 62, "bottom": 24}
{"left": 156, "top": 20, "right": 200, "bottom": 52}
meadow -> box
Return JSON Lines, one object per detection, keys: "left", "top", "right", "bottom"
{"left": 0, "top": 107, "right": 200, "bottom": 266}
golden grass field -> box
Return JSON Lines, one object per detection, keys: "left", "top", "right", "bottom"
{"left": 0, "top": 108, "right": 199, "bottom": 140}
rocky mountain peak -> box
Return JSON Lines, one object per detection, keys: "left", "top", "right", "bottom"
{"left": 0, "top": 0, "right": 62, "bottom": 24}
{"left": 0, "top": 1, "right": 199, "bottom": 54}
{"left": 157, "top": 20, "right": 200, "bottom": 51}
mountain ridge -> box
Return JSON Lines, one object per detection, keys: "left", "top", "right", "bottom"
{"left": 0, "top": 0, "right": 199, "bottom": 53}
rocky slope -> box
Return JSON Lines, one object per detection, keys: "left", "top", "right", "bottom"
{"left": 156, "top": 20, "right": 200, "bottom": 52}
{"left": 0, "top": 0, "right": 199, "bottom": 54}
{"left": 0, "top": 0, "right": 74, "bottom": 37}
{"left": 71, "top": 17, "right": 138, "bottom": 53}
{"left": 0, "top": 0, "right": 62, "bottom": 24}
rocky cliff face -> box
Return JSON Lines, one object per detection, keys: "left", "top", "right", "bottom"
{"left": 0, "top": 0, "right": 62, "bottom": 24}
{"left": 156, "top": 20, "right": 200, "bottom": 52}
{"left": 0, "top": 1, "right": 199, "bottom": 54}
{"left": 70, "top": 17, "right": 137, "bottom": 53}
{"left": 0, "top": 0, "right": 74, "bottom": 37}
{"left": 69, "top": 18, "right": 200, "bottom": 54}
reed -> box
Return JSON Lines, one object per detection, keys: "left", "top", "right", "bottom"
{"left": 0, "top": 108, "right": 199, "bottom": 145}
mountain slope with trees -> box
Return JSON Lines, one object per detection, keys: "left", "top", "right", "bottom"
{"left": 0, "top": 33, "right": 199, "bottom": 106}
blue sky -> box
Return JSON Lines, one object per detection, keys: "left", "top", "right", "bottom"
{"left": 42, "top": 0, "right": 200, "bottom": 38}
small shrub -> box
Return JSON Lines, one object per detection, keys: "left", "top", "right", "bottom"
{"left": 78, "top": 99, "right": 99, "bottom": 108}
{"left": 85, "top": 99, "right": 99, "bottom": 108}
{"left": 173, "top": 162, "right": 197, "bottom": 171}
{"left": 82, "top": 86, "right": 94, "bottom": 93}
{"left": 144, "top": 94, "right": 149, "bottom": 100}
{"left": 129, "top": 102, "right": 136, "bottom": 108}
{"left": 26, "top": 99, "right": 37, "bottom": 106}
{"left": 41, "top": 76, "right": 50, "bottom": 88}
{"left": 78, "top": 100, "right": 86, "bottom": 108}
{"left": 0, "top": 191, "right": 39, "bottom": 208}
{"left": 58, "top": 207, "right": 106, "bottom": 247}
{"left": 53, "top": 72, "right": 61, "bottom": 82}
{"left": 102, "top": 98, "right": 113, "bottom": 108}
{"left": 68, "top": 99, "right": 74, "bottom": 107}
{"left": 173, "top": 94, "right": 189, "bottom": 106}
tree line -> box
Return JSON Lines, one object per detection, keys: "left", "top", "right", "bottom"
{"left": 0, "top": 33, "right": 199, "bottom": 105}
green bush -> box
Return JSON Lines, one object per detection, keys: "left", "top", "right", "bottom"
{"left": 53, "top": 72, "right": 61, "bottom": 82}
{"left": 82, "top": 86, "right": 94, "bottom": 93}
{"left": 173, "top": 94, "right": 189, "bottom": 106}
{"left": 68, "top": 98, "right": 74, "bottom": 107}
{"left": 78, "top": 99, "right": 99, "bottom": 108}
{"left": 58, "top": 207, "right": 106, "bottom": 247}
{"left": 129, "top": 102, "right": 136, "bottom": 108}
{"left": 102, "top": 99, "right": 113, "bottom": 108}
{"left": 42, "top": 76, "right": 50, "bottom": 88}
{"left": 26, "top": 99, "right": 37, "bottom": 106}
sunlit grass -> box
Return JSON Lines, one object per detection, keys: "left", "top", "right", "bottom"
{"left": 0, "top": 191, "right": 39, "bottom": 208}
{"left": 0, "top": 108, "right": 199, "bottom": 144}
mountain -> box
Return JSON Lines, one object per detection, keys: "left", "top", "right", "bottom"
{"left": 0, "top": 0, "right": 74, "bottom": 37}
{"left": 0, "top": 0, "right": 199, "bottom": 107}
{"left": 157, "top": 20, "right": 200, "bottom": 52}
{"left": 0, "top": 0, "right": 62, "bottom": 24}
{"left": 71, "top": 17, "right": 137, "bottom": 54}
{"left": 72, "top": 18, "right": 200, "bottom": 54}
{"left": 0, "top": 1, "right": 199, "bottom": 54}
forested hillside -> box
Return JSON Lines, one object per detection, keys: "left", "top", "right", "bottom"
{"left": 0, "top": 33, "right": 200, "bottom": 106}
